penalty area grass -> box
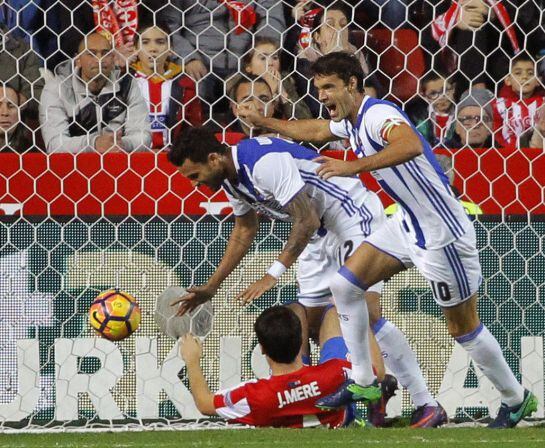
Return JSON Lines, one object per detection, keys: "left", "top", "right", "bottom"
{"left": 1, "top": 427, "right": 545, "bottom": 448}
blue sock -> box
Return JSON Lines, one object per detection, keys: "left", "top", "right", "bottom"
{"left": 319, "top": 336, "right": 349, "bottom": 364}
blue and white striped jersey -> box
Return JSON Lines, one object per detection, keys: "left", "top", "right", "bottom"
{"left": 223, "top": 137, "right": 378, "bottom": 238}
{"left": 329, "top": 96, "right": 471, "bottom": 249}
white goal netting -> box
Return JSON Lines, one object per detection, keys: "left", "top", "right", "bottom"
{"left": 0, "top": 0, "right": 544, "bottom": 431}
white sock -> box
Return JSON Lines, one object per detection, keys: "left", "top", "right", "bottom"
{"left": 373, "top": 318, "right": 437, "bottom": 408}
{"left": 330, "top": 267, "right": 375, "bottom": 386}
{"left": 457, "top": 324, "right": 524, "bottom": 407}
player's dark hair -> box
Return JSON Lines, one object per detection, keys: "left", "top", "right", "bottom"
{"left": 310, "top": 52, "right": 365, "bottom": 93}
{"left": 254, "top": 306, "right": 302, "bottom": 364}
{"left": 168, "top": 126, "right": 228, "bottom": 166}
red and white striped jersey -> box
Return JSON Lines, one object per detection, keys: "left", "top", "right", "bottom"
{"left": 493, "top": 95, "right": 545, "bottom": 147}
{"left": 213, "top": 359, "right": 352, "bottom": 428}
{"left": 132, "top": 61, "right": 203, "bottom": 149}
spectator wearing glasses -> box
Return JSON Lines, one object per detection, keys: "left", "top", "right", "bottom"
{"left": 407, "top": 71, "right": 456, "bottom": 148}
{"left": 446, "top": 88, "right": 495, "bottom": 149}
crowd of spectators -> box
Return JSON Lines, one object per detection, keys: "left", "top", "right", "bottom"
{"left": 0, "top": 0, "right": 544, "bottom": 154}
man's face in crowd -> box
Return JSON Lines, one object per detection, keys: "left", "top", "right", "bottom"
{"left": 76, "top": 33, "right": 115, "bottom": 83}
{"left": 455, "top": 105, "right": 492, "bottom": 148}
{"left": 0, "top": 87, "right": 20, "bottom": 134}
{"left": 233, "top": 80, "right": 275, "bottom": 135}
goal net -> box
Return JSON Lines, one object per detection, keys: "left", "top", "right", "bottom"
{"left": 0, "top": 0, "right": 543, "bottom": 431}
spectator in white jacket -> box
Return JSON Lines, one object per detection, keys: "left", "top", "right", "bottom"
{"left": 39, "top": 32, "right": 151, "bottom": 153}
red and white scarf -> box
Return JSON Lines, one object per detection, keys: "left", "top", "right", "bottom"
{"left": 432, "top": 0, "right": 520, "bottom": 54}
{"left": 92, "top": 0, "right": 138, "bottom": 47}
{"left": 219, "top": 1, "right": 257, "bottom": 35}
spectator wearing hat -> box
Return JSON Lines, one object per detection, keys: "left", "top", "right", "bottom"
{"left": 446, "top": 88, "right": 495, "bottom": 149}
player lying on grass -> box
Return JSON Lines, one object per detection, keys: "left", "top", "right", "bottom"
{"left": 237, "top": 51, "right": 538, "bottom": 428}
{"left": 168, "top": 126, "right": 441, "bottom": 427}
{"left": 179, "top": 305, "right": 391, "bottom": 428}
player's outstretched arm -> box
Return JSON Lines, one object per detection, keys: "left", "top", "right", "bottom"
{"left": 179, "top": 334, "right": 217, "bottom": 416}
{"left": 174, "top": 210, "right": 259, "bottom": 315}
{"left": 237, "top": 103, "right": 336, "bottom": 144}
{"left": 238, "top": 191, "right": 320, "bottom": 304}
{"left": 315, "top": 123, "right": 423, "bottom": 179}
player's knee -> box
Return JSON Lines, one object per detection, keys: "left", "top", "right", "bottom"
{"left": 444, "top": 309, "right": 481, "bottom": 338}
{"left": 443, "top": 295, "right": 480, "bottom": 338}
{"left": 330, "top": 269, "right": 364, "bottom": 303}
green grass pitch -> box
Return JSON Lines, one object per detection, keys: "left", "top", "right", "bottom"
{"left": 1, "top": 427, "right": 545, "bottom": 448}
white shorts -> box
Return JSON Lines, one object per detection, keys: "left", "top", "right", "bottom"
{"left": 365, "top": 215, "right": 482, "bottom": 307}
{"left": 297, "top": 192, "right": 385, "bottom": 308}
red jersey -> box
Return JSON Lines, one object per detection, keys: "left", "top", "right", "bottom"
{"left": 132, "top": 61, "right": 203, "bottom": 149}
{"left": 213, "top": 359, "right": 352, "bottom": 428}
{"left": 493, "top": 95, "right": 545, "bottom": 147}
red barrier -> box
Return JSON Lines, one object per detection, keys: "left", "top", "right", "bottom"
{"left": 1, "top": 146, "right": 543, "bottom": 216}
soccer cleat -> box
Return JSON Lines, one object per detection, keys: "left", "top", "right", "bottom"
{"left": 367, "top": 374, "right": 399, "bottom": 427}
{"left": 488, "top": 389, "right": 538, "bottom": 429}
{"left": 316, "top": 379, "right": 382, "bottom": 411}
{"left": 410, "top": 403, "right": 448, "bottom": 428}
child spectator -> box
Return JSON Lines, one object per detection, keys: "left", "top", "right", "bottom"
{"left": 407, "top": 71, "right": 456, "bottom": 148}
{"left": 0, "top": 84, "right": 34, "bottom": 153}
{"left": 493, "top": 52, "right": 545, "bottom": 147}
{"left": 131, "top": 23, "right": 203, "bottom": 150}
{"left": 242, "top": 37, "right": 312, "bottom": 120}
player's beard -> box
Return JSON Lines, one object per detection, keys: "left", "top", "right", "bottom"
{"left": 333, "top": 94, "right": 353, "bottom": 122}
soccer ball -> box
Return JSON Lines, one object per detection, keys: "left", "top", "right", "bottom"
{"left": 89, "top": 290, "right": 141, "bottom": 341}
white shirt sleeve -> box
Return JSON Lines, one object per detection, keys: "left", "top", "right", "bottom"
{"left": 329, "top": 119, "right": 350, "bottom": 138}
{"left": 223, "top": 188, "right": 252, "bottom": 217}
{"left": 252, "top": 153, "right": 306, "bottom": 207}
{"left": 363, "top": 104, "right": 410, "bottom": 145}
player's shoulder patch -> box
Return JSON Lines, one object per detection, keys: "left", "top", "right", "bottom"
{"left": 380, "top": 117, "right": 405, "bottom": 141}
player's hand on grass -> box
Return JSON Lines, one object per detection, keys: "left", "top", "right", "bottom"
{"left": 179, "top": 333, "right": 203, "bottom": 364}
{"left": 236, "top": 274, "right": 277, "bottom": 305}
{"left": 172, "top": 284, "right": 217, "bottom": 316}
{"left": 314, "top": 156, "right": 361, "bottom": 179}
